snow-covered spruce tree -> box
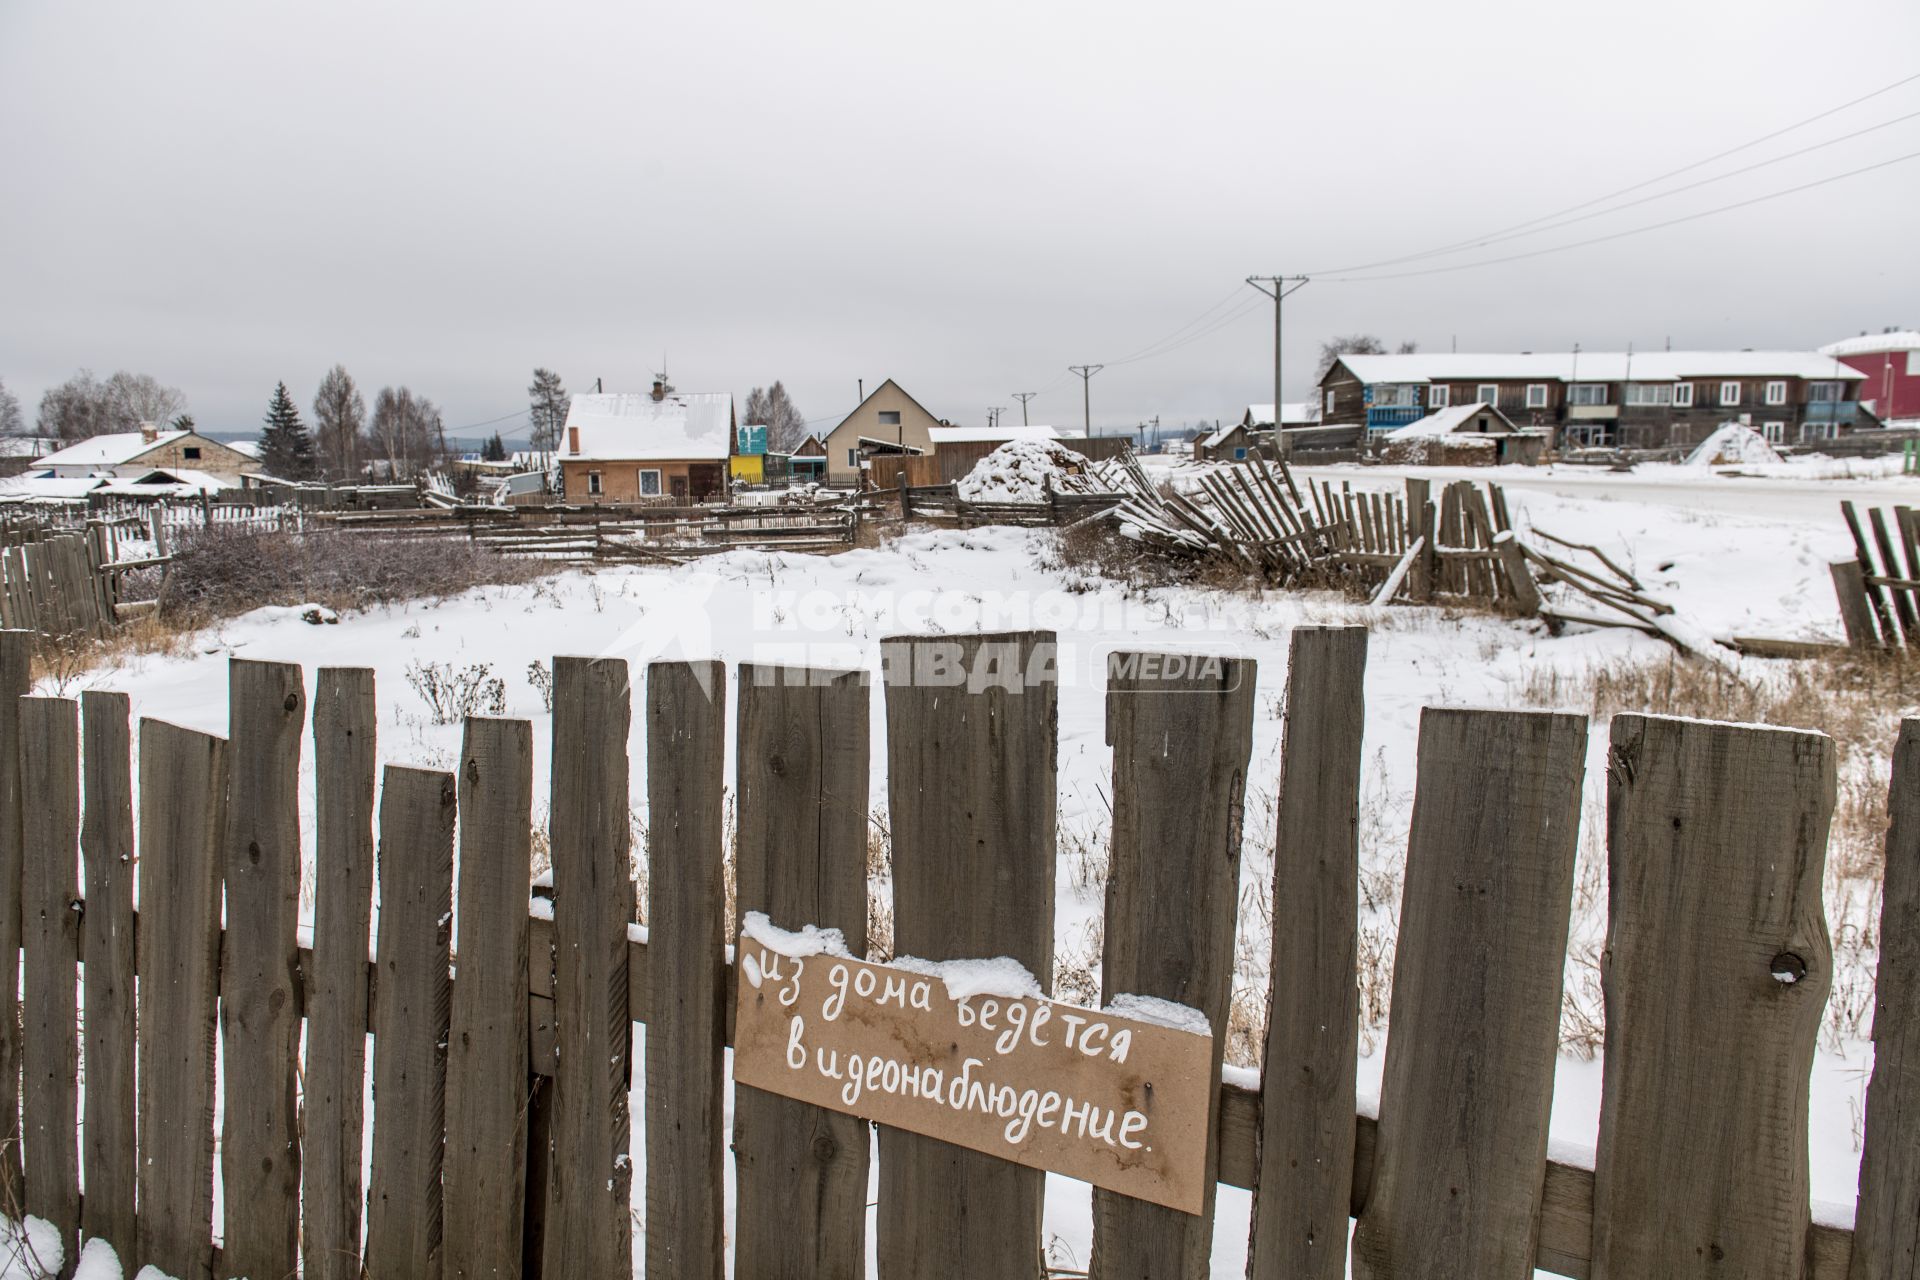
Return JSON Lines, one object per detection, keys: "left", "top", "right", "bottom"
{"left": 259, "top": 381, "right": 317, "bottom": 479}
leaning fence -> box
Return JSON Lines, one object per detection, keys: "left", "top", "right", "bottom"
{"left": 0, "top": 628, "right": 1910, "bottom": 1279}
{"left": 1832, "top": 499, "right": 1920, "bottom": 651}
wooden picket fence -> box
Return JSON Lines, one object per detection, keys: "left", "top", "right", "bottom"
{"left": 0, "top": 627, "right": 1913, "bottom": 1279}
{"left": 1832, "top": 500, "right": 1920, "bottom": 650}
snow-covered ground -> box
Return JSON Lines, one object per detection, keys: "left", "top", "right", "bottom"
{"left": 44, "top": 455, "right": 1920, "bottom": 1276}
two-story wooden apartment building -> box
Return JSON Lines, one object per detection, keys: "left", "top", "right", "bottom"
{"left": 1318, "top": 351, "right": 1872, "bottom": 450}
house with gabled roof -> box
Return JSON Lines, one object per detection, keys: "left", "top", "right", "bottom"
{"left": 822, "top": 379, "right": 946, "bottom": 486}
{"left": 559, "top": 381, "right": 736, "bottom": 504}
{"left": 34, "top": 425, "right": 255, "bottom": 479}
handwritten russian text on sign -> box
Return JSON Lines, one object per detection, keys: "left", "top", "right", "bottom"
{"left": 732, "top": 918, "right": 1215, "bottom": 1215}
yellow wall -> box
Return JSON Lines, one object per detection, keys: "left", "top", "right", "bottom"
{"left": 730, "top": 454, "right": 764, "bottom": 483}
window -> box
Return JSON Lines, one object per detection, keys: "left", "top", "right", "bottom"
{"left": 847, "top": 448, "right": 858, "bottom": 466}
{"left": 1673, "top": 383, "right": 1694, "bottom": 407}
{"left": 1809, "top": 381, "right": 1845, "bottom": 402}
{"left": 1428, "top": 385, "right": 1450, "bottom": 409}
{"left": 1325, "top": 389, "right": 1337, "bottom": 413}
{"left": 1625, "top": 383, "right": 1674, "bottom": 406}
{"left": 1569, "top": 384, "right": 1609, "bottom": 406}
{"left": 1719, "top": 381, "right": 1742, "bottom": 406}
{"left": 1475, "top": 383, "right": 1499, "bottom": 407}
{"left": 639, "top": 469, "right": 661, "bottom": 496}
{"left": 1765, "top": 380, "right": 1788, "bottom": 406}
{"left": 1909, "top": 351, "right": 1920, "bottom": 377}
{"left": 1525, "top": 384, "right": 1549, "bottom": 408}
{"left": 587, "top": 471, "right": 602, "bottom": 496}
{"left": 183, "top": 446, "right": 202, "bottom": 459}
{"left": 1801, "top": 421, "right": 1839, "bottom": 442}
{"left": 1761, "top": 421, "right": 1785, "bottom": 444}
{"left": 1372, "top": 384, "right": 1420, "bottom": 407}
{"left": 1232, "top": 447, "right": 1248, "bottom": 461}
{"left": 877, "top": 410, "right": 901, "bottom": 426}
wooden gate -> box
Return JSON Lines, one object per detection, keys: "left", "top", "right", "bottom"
{"left": 0, "top": 625, "right": 1909, "bottom": 1278}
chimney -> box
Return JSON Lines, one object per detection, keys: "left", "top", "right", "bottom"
{"left": 651, "top": 379, "right": 666, "bottom": 402}
{"left": 140, "top": 420, "right": 159, "bottom": 444}
{"left": 568, "top": 426, "right": 580, "bottom": 454}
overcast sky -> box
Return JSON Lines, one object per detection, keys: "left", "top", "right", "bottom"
{"left": 3, "top": 0, "right": 1917, "bottom": 440}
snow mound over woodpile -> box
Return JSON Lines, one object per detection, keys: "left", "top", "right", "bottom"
{"left": 956, "top": 439, "right": 1092, "bottom": 503}
{"left": 1684, "top": 423, "right": 1784, "bottom": 467}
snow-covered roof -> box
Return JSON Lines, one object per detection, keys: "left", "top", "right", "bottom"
{"left": 1336, "top": 351, "right": 1864, "bottom": 384}
{"left": 1201, "top": 423, "right": 1243, "bottom": 448}
{"left": 928, "top": 425, "right": 1063, "bottom": 445}
{"left": 104, "top": 468, "right": 239, "bottom": 494}
{"left": 1385, "top": 402, "right": 1509, "bottom": 442}
{"left": 224, "top": 439, "right": 262, "bottom": 459}
{"left": 1820, "top": 331, "right": 1920, "bottom": 358}
{"left": 36, "top": 430, "right": 190, "bottom": 468}
{"left": 1244, "top": 402, "right": 1319, "bottom": 426}
{"left": 562, "top": 392, "right": 734, "bottom": 462}
{"left": 0, "top": 475, "right": 104, "bottom": 502}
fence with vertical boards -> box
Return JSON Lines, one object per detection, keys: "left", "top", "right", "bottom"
{"left": 1831, "top": 499, "right": 1920, "bottom": 651}
{"left": 0, "top": 624, "right": 1913, "bottom": 1278}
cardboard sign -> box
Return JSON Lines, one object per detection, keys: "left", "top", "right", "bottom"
{"left": 732, "top": 932, "right": 1215, "bottom": 1215}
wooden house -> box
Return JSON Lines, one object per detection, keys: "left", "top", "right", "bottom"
{"left": 558, "top": 382, "right": 735, "bottom": 504}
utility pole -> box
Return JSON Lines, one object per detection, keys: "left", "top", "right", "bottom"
{"left": 988, "top": 406, "right": 1008, "bottom": 430}
{"left": 1245, "top": 276, "right": 1309, "bottom": 435}
{"left": 1068, "top": 365, "right": 1104, "bottom": 436}
{"left": 1011, "top": 392, "right": 1037, "bottom": 425}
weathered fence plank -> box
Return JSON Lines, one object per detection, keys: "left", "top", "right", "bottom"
{"left": 877, "top": 631, "right": 1058, "bottom": 1279}
{"left": 21, "top": 697, "right": 82, "bottom": 1253}
{"left": 646, "top": 660, "right": 728, "bottom": 1280}
{"left": 303, "top": 667, "right": 378, "bottom": 1280}
{"left": 1092, "top": 651, "right": 1255, "bottom": 1277}
{"left": 543, "top": 655, "right": 636, "bottom": 1277}
{"left": 80, "top": 690, "right": 136, "bottom": 1261}
{"left": 1351, "top": 708, "right": 1588, "bottom": 1279}
{"left": 135, "top": 720, "right": 227, "bottom": 1280}
{"left": 1853, "top": 718, "right": 1920, "bottom": 1280}
{"left": 445, "top": 716, "right": 535, "bottom": 1280}
{"left": 219, "top": 659, "right": 306, "bottom": 1280}
{"left": 365, "top": 766, "right": 458, "bottom": 1280}
{"left": 1591, "top": 714, "right": 1834, "bottom": 1280}
{"left": 1249, "top": 626, "right": 1369, "bottom": 1280}
{"left": 0, "top": 629, "right": 31, "bottom": 1202}
{"left": 732, "top": 665, "right": 871, "bottom": 1279}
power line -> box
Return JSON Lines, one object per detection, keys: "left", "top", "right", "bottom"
{"left": 1320, "top": 148, "right": 1920, "bottom": 283}
{"left": 1306, "top": 67, "right": 1920, "bottom": 277}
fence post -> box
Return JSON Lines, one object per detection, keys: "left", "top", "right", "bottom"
{"left": 876, "top": 631, "right": 1057, "bottom": 1279}
{"left": 1249, "top": 627, "right": 1368, "bottom": 1280}
{"left": 1590, "top": 714, "right": 1834, "bottom": 1279}
{"left": 444, "top": 716, "right": 535, "bottom": 1280}
{"left": 0, "top": 629, "right": 29, "bottom": 1203}
{"left": 1091, "top": 649, "right": 1255, "bottom": 1276}
{"left": 732, "top": 665, "right": 871, "bottom": 1278}
{"left": 219, "top": 659, "right": 306, "bottom": 1280}
{"left": 1832, "top": 560, "right": 1879, "bottom": 649}
{"left": 303, "top": 668, "right": 378, "bottom": 1280}
{"left": 1853, "top": 719, "right": 1920, "bottom": 1278}
{"left": 543, "top": 656, "right": 635, "bottom": 1277}
{"left": 365, "top": 766, "right": 458, "bottom": 1278}
{"left": 644, "top": 660, "right": 728, "bottom": 1280}
{"left": 135, "top": 721, "right": 227, "bottom": 1280}
{"left": 20, "top": 696, "right": 82, "bottom": 1254}
{"left": 80, "top": 691, "right": 137, "bottom": 1262}
{"left": 1351, "top": 708, "right": 1588, "bottom": 1279}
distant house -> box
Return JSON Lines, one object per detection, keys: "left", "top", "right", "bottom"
{"left": 558, "top": 382, "right": 735, "bottom": 504}
{"left": 1380, "top": 402, "right": 1543, "bottom": 466}
{"left": 1319, "top": 350, "right": 1872, "bottom": 450}
{"left": 1198, "top": 422, "right": 1254, "bottom": 462}
{"left": 34, "top": 426, "right": 255, "bottom": 480}
{"left": 1240, "top": 403, "right": 1319, "bottom": 431}
{"left": 789, "top": 433, "right": 828, "bottom": 483}
{"left": 1820, "top": 331, "right": 1920, "bottom": 425}
{"left": 822, "top": 380, "right": 945, "bottom": 486}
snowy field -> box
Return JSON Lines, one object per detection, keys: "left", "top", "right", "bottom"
{"left": 36, "top": 456, "right": 1920, "bottom": 1277}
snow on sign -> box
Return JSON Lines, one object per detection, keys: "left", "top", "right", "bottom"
{"left": 733, "top": 913, "right": 1216, "bottom": 1215}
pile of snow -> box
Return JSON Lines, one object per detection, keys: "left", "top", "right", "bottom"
{"left": 1684, "top": 423, "right": 1784, "bottom": 468}
{"left": 956, "top": 439, "right": 1091, "bottom": 504}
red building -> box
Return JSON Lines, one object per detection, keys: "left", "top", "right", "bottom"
{"left": 1820, "top": 331, "right": 1920, "bottom": 425}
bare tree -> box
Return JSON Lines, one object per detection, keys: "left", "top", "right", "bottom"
{"left": 743, "top": 381, "right": 808, "bottom": 449}
{"left": 368, "top": 386, "right": 447, "bottom": 479}
{"left": 313, "top": 364, "right": 367, "bottom": 479}
{"left": 1314, "top": 335, "right": 1388, "bottom": 383}
{"left": 104, "top": 371, "right": 187, "bottom": 429}
{"left": 0, "top": 379, "right": 22, "bottom": 437}
{"left": 38, "top": 369, "right": 115, "bottom": 442}
{"left": 528, "top": 368, "right": 567, "bottom": 461}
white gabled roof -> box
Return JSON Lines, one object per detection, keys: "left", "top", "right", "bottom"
{"left": 928, "top": 425, "right": 1063, "bottom": 445}
{"left": 562, "top": 392, "right": 734, "bottom": 462}
{"left": 1201, "top": 422, "right": 1242, "bottom": 448}
{"left": 1244, "top": 402, "right": 1319, "bottom": 426}
{"left": 1338, "top": 351, "right": 1864, "bottom": 384}
{"left": 36, "top": 430, "right": 191, "bottom": 468}
{"left": 1385, "top": 402, "right": 1506, "bottom": 442}
{"left": 1821, "top": 331, "right": 1920, "bottom": 357}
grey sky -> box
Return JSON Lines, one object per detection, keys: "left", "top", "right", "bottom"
{"left": 3, "top": 0, "right": 1917, "bottom": 440}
